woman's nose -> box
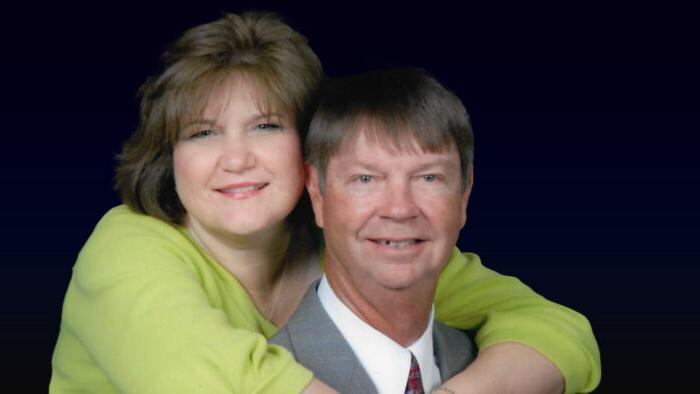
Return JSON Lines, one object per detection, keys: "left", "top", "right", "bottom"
{"left": 219, "top": 137, "right": 256, "bottom": 173}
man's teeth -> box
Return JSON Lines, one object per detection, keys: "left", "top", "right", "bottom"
{"left": 221, "top": 185, "right": 263, "bottom": 193}
{"left": 378, "top": 240, "right": 417, "bottom": 248}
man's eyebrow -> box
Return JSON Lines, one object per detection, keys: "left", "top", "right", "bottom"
{"left": 345, "top": 155, "right": 457, "bottom": 169}
{"left": 340, "top": 159, "right": 382, "bottom": 171}
{"left": 414, "top": 157, "right": 459, "bottom": 169}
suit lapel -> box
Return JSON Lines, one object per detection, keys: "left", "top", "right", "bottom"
{"left": 279, "top": 283, "right": 476, "bottom": 392}
{"left": 283, "top": 281, "right": 378, "bottom": 394}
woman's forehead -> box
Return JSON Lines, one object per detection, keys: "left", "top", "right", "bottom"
{"left": 184, "top": 73, "right": 292, "bottom": 122}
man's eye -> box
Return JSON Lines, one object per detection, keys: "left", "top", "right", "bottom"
{"left": 357, "top": 175, "right": 373, "bottom": 183}
{"left": 422, "top": 174, "right": 438, "bottom": 182}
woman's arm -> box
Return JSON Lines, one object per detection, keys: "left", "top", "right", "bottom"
{"left": 433, "top": 249, "right": 601, "bottom": 394}
{"left": 434, "top": 342, "right": 564, "bottom": 394}
{"left": 301, "top": 378, "right": 339, "bottom": 394}
{"left": 51, "top": 207, "right": 313, "bottom": 393}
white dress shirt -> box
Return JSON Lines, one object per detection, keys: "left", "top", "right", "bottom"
{"left": 317, "top": 275, "right": 441, "bottom": 393}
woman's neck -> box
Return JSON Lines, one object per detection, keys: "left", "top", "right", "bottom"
{"left": 186, "top": 219, "right": 322, "bottom": 326}
{"left": 186, "top": 219, "right": 290, "bottom": 294}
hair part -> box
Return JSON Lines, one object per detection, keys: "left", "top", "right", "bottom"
{"left": 115, "top": 11, "right": 324, "bottom": 223}
{"left": 305, "top": 68, "right": 474, "bottom": 192}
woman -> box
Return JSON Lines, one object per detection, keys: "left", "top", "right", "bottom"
{"left": 50, "top": 11, "right": 599, "bottom": 393}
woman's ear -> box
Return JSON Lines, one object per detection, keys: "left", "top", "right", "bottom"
{"left": 305, "top": 163, "right": 325, "bottom": 228}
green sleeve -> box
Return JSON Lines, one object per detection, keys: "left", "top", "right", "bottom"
{"left": 51, "top": 207, "right": 312, "bottom": 393}
{"left": 434, "top": 248, "right": 601, "bottom": 394}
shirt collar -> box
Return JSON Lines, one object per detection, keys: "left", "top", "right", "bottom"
{"left": 317, "top": 275, "right": 441, "bottom": 393}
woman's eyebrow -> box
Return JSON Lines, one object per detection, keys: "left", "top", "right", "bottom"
{"left": 181, "top": 118, "right": 218, "bottom": 129}
{"left": 180, "top": 112, "right": 290, "bottom": 129}
{"left": 249, "top": 112, "right": 287, "bottom": 121}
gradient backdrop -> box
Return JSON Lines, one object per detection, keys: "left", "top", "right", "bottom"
{"left": 3, "top": 2, "right": 697, "bottom": 392}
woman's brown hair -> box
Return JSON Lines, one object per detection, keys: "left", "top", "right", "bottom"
{"left": 115, "top": 11, "right": 324, "bottom": 223}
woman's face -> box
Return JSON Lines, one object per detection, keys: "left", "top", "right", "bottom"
{"left": 173, "top": 77, "right": 305, "bottom": 239}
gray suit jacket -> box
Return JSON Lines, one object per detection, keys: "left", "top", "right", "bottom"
{"left": 270, "top": 281, "right": 475, "bottom": 393}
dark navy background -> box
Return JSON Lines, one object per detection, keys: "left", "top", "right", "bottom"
{"left": 3, "top": 2, "right": 697, "bottom": 392}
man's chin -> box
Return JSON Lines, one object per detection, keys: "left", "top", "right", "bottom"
{"left": 372, "top": 270, "right": 430, "bottom": 292}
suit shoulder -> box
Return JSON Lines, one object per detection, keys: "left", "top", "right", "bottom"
{"left": 269, "top": 326, "right": 295, "bottom": 356}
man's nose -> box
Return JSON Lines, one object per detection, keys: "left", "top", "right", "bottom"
{"left": 379, "top": 181, "right": 420, "bottom": 220}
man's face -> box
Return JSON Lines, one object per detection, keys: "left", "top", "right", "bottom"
{"left": 308, "top": 131, "right": 472, "bottom": 293}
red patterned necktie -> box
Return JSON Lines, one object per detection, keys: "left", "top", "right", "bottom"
{"left": 404, "top": 353, "right": 424, "bottom": 394}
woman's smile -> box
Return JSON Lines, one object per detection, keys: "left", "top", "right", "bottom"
{"left": 216, "top": 182, "right": 269, "bottom": 199}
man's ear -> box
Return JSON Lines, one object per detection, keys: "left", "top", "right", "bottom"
{"left": 305, "top": 163, "right": 325, "bottom": 228}
{"left": 460, "top": 165, "right": 474, "bottom": 228}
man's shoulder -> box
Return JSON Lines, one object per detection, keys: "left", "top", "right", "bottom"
{"left": 433, "top": 320, "right": 476, "bottom": 381}
{"left": 269, "top": 281, "right": 378, "bottom": 394}
{"left": 269, "top": 281, "right": 329, "bottom": 355}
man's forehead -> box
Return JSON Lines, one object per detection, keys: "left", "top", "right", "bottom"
{"left": 335, "top": 129, "right": 453, "bottom": 157}
{"left": 327, "top": 131, "right": 458, "bottom": 173}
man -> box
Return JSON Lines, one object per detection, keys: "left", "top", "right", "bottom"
{"left": 271, "top": 68, "right": 478, "bottom": 393}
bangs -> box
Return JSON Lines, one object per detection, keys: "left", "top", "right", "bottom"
{"left": 324, "top": 112, "right": 457, "bottom": 164}
{"left": 349, "top": 116, "right": 455, "bottom": 156}
{"left": 167, "top": 69, "right": 291, "bottom": 143}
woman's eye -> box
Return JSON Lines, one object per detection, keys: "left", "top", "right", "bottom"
{"left": 256, "top": 123, "right": 280, "bottom": 131}
{"left": 190, "top": 129, "right": 214, "bottom": 139}
{"left": 357, "top": 175, "right": 373, "bottom": 183}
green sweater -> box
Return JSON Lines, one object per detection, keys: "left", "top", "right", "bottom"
{"left": 50, "top": 205, "right": 600, "bottom": 393}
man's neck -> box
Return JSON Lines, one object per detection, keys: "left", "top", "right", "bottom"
{"left": 325, "top": 269, "right": 437, "bottom": 346}
{"left": 317, "top": 276, "right": 442, "bottom": 393}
